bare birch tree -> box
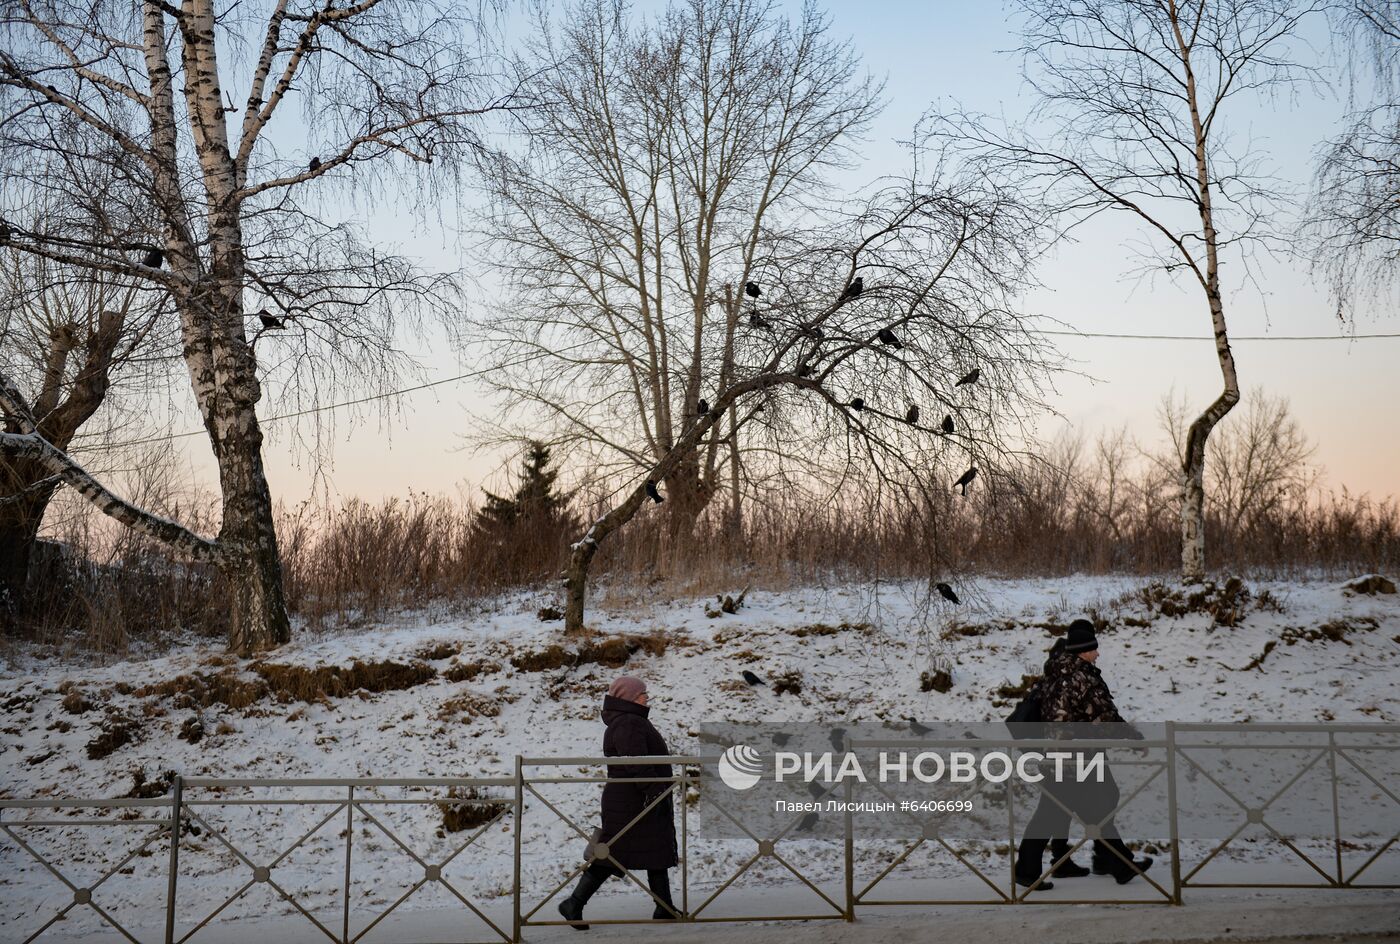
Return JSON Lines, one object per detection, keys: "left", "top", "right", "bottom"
{"left": 473, "top": 0, "right": 1058, "bottom": 633}
{"left": 939, "top": 0, "right": 1322, "bottom": 582}
{"left": 0, "top": 0, "right": 506, "bottom": 652}
{"left": 1309, "top": 0, "right": 1400, "bottom": 315}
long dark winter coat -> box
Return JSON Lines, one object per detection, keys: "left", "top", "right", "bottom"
{"left": 598, "top": 694, "right": 678, "bottom": 870}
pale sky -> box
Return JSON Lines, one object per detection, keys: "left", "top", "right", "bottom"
{"left": 149, "top": 1, "right": 1398, "bottom": 505}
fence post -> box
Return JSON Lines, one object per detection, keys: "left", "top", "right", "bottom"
{"left": 843, "top": 767, "right": 854, "bottom": 921}
{"left": 1007, "top": 752, "right": 1019, "bottom": 903}
{"left": 681, "top": 766, "right": 689, "bottom": 920}
{"left": 164, "top": 775, "right": 183, "bottom": 944}
{"left": 342, "top": 784, "right": 355, "bottom": 944}
{"left": 1328, "top": 730, "right": 1344, "bottom": 885}
{"left": 1165, "top": 722, "right": 1182, "bottom": 905}
{"left": 512, "top": 756, "right": 524, "bottom": 944}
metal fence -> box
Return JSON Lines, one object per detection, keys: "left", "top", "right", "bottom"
{"left": 1, "top": 722, "right": 1396, "bottom": 943}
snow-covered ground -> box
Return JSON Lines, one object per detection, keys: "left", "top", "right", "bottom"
{"left": 2, "top": 575, "right": 1397, "bottom": 943}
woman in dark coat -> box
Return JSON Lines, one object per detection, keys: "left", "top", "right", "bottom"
{"left": 1014, "top": 619, "right": 1154, "bottom": 891}
{"left": 558, "top": 675, "right": 679, "bottom": 930}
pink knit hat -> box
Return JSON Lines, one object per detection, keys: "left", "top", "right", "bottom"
{"left": 608, "top": 675, "right": 647, "bottom": 703}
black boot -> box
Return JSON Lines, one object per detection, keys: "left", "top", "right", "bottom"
{"left": 1014, "top": 837, "right": 1054, "bottom": 891}
{"left": 1049, "top": 838, "right": 1090, "bottom": 878}
{"left": 648, "top": 869, "right": 681, "bottom": 920}
{"left": 558, "top": 869, "right": 607, "bottom": 931}
{"left": 1092, "top": 839, "right": 1154, "bottom": 884}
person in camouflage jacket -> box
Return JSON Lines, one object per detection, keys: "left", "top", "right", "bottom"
{"left": 1040, "top": 641, "right": 1131, "bottom": 727}
{"left": 1014, "top": 620, "right": 1154, "bottom": 891}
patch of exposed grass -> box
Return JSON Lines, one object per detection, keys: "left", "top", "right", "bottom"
{"left": 87, "top": 713, "right": 141, "bottom": 759}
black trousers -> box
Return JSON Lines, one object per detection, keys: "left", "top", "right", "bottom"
{"left": 1017, "top": 763, "right": 1131, "bottom": 878}
{"left": 583, "top": 861, "right": 676, "bottom": 912}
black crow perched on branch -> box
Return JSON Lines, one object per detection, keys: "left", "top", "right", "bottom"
{"left": 257, "top": 310, "right": 285, "bottom": 329}
{"left": 905, "top": 404, "right": 920, "bottom": 425}
{"left": 645, "top": 480, "right": 664, "bottom": 503}
{"left": 849, "top": 397, "right": 865, "bottom": 411}
{"left": 942, "top": 414, "right": 954, "bottom": 434}
{"left": 955, "top": 367, "right": 980, "bottom": 387}
{"left": 143, "top": 248, "right": 164, "bottom": 269}
{"left": 935, "top": 582, "right": 960, "bottom": 604}
{"left": 697, "top": 398, "right": 709, "bottom": 416}
{"left": 745, "top": 281, "right": 761, "bottom": 298}
{"left": 876, "top": 327, "right": 901, "bottom": 348}
{"left": 309, "top": 156, "right": 322, "bottom": 172}
{"left": 842, "top": 276, "right": 863, "bottom": 299}
{"left": 954, "top": 467, "right": 978, "bottom": 495}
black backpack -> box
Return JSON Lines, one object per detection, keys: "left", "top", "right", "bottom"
{"left": 1005, "top": 680, "right": 1046, "bottom": 738}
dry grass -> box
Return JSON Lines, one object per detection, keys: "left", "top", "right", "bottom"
{"left": 135, "top": 659, "right": 436, "bottom": 709}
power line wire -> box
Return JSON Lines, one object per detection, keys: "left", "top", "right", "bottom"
{"left": 1032, "top": 329, "right": 1400, "bottom": 341}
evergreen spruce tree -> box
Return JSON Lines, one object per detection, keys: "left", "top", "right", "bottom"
{"left": 473, "top": 443, "right": 576, "bottom": 583}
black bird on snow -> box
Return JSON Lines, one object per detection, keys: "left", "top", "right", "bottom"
{"left": 741, "top": 669, "right": 763, "bottom": 686}
{"left": 645, "top": 479, "right": 664, "bottom": 503}
{"left": 748, "top": 311, "right": 768, "bottom": 329}
{"left": 745, "top": 281, "right": 762, "bottom": 299}
{"left": 876, "top": 327, "right": 901, "bottom": 348}
{"left": 828, "top": 726, "right": 848, "bottom": 751}
{"left": 908, "top": 719, "right": 933, "bottom": 736}
{"left": 849, "top": 397, "right": 865, "bottom": 411}
{"left": 309, "top": 156, "right": 322, "bottom": 172}
{"left": 905, "top": 404, "right": 920, "bottom": 425}
{"left": 143, "top": 248, "right": 164, "bottom": 269}
{"left": 772, "top": 732, "right": 792, "bottom": 747}
{"left": 257, "top": 310, "right": 285, "bottom": 329}
{"left": 955, "top": 367, "right": 980, "bottom": 387}
{"left": 953, "top": 466, "right": 978, "bottom": 495}
{"left": 935, "top": 582, "right": 960, "bottom": 605}
{"left": 796, "top": 811, "right": 819, "bottom": 832}
{"left": 941, "top": 414, "right": 954, "bottom": 434}
{"left": 842, "top": 276, "right": 864, "bottom": 299}
{"left": 697, "top": 398, "right": 710, "bottom": 416}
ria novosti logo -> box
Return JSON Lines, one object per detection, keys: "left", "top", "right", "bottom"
{"left": 717, "top": 744, "right": 764, "bottom": 790}
{"left": 714, "top": 745, "right": 1110, "bottom": 790}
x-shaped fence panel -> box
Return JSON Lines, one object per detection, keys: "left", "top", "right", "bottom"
{"left": 0, "top": 797, "right": 176, "bottom": 944}
{"left": 515, "top": 754, "right": 847, "bottom": 933}
{"left": 172, "top": 778, "right": 516, "bottom": 944}
{"left": 846, "top": 736, "right": 1176, "bottom": 908}
{"left": 1173, "top": 724, "right": 1400, "bottom": 892}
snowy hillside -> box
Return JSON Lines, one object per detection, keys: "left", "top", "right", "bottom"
{"left": 2, "top": 574, "right": 1397, "bottom": 940}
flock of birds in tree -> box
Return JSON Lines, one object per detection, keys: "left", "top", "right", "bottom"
{"left": 647, "top": 275, "right": 980, "bottom": 510}
{"left": 659, "top": 276, "right": 978, "bottom": 621}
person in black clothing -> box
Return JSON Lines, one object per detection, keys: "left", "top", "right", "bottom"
{"left": 558, "top": 675, "right": 680, "bottom": 930}
{"left": 1014, "top": 620, "right": 1154, "bottom": 891}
